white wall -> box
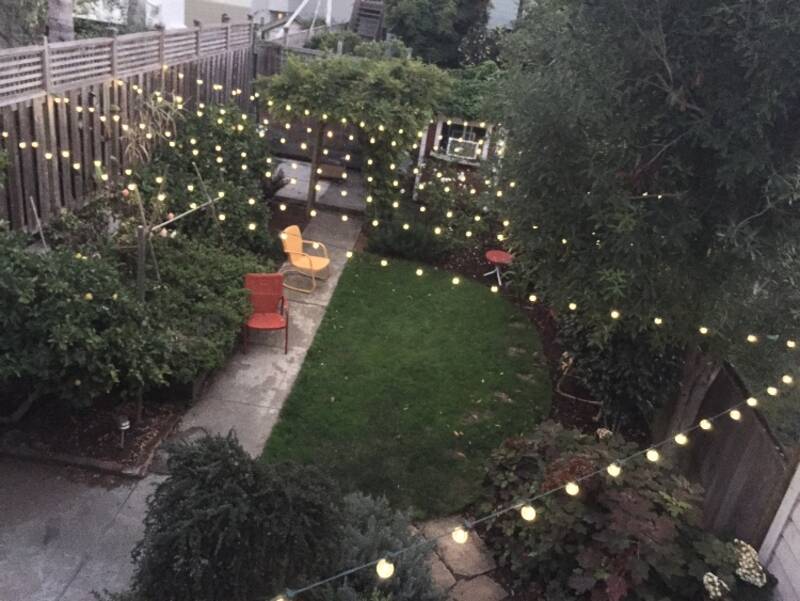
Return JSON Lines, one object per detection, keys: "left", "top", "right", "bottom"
{"left": 760, "top": 464, "right": 800, "bottom": 601}
{"left": 153, "top": 0, "right": 187, "bottom": 28}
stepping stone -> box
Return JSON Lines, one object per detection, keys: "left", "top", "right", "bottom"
{"left": 419, "top": 517, "right": 496, "bottom": 578}
{"left": 448, "top": 575, "right": 507, "bottom": 601}
{"left": 429, "top": 553, "right": 456, "bottom": 593}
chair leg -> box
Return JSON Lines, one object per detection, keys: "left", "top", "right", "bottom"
{"left": 284, "top": 324, "right": 289, "bottom": 354}
{"left": 496, "top": 267, "right": 503, "bottom": 287}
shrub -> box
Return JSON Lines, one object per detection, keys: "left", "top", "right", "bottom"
{"left": 327, "top": 493, "right": 441, "bottom": 601}
{"left": 0, "top": 229, "right": 169, "bottom": 421}
{"left": 482, "top": 421, "right": 774, "bottom": 601}
{"left": 147, "top": 237, "right": 272, "bottom": 385}
{"left": 556, "top": 314, "right": 684, "bottom": 431}
{"left": 131, "top": 434, "right": 343, "bottom": 601}
{"left": 133, "top": 102, "right": 285, "bottom": 259}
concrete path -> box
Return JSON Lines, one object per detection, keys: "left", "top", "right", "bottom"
{"left": 0, "top": 210, "right": 362, "bottom": 601}
{"left": 176, "top": 209, "right": 361, "bottom": 456}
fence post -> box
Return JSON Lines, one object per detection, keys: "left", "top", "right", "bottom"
{"left": 195, "top": 24, "right": 202, "bottom": 57}
{"left": 41, "top": 36, "right": 51, "bottom": 93}
{"left": 226, "top": 23, "right": 231, "bottom": 50}
{"left": 111, "top": 33, "right": 118, "bottom": 79}
{"left": 159, "top": 28, "right": 166, "bottom": 67}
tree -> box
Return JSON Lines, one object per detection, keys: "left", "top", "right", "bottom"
{"left": 126, "top": 0, "right": 146, "bottom": 31}
{"left": 47, "top": 0, "right": 74, "bottom": 41}
{"left": 384, "top": 0, "right": 490, "bottom": 67}
{"left": 496, "top": 0, "right": 800, "bottom": 431}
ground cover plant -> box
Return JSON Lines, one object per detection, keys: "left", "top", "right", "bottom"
{"left": 262, "top": 253, "right": 551, "bottom": 517}
{"left": 482, "top": 421, "right": 775, "bottom": 601}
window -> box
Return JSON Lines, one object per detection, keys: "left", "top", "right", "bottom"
{"left": 434, "top": 121, "right": 489, "bottom": 163}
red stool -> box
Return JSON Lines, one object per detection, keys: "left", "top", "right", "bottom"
{"left": 484, "top": 250, "right": 513, "bottom": 287}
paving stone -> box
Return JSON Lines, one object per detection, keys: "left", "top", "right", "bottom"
{"left": 429, "top": 553, "right": 456, "bottom": 593}
{"left": 448, "top": 575, "right": 507, "bottom": 601}
{"left": 420, "top": 517, "right": 496, "bottom": 578}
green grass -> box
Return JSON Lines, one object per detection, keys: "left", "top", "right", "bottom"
{"left": 262, "top": 254, "right": 550, "bottom": 518}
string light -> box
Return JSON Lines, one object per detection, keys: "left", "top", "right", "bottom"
{"left": 746, "top": 397, "right": 758, "bottom": 407}
{"left": 606, "top": 463, "right": 622, "bottom": 477}
{"left": 729, "top": 409, "right": 742, "bottom": 421}
{"left": 781, "top": 375, "right": 793, "bottom": 385}
{"left": 645, "top": 449, "right": 660, "bottom": 462}
{"left": 674, "top": 433, "right": 689, "bottom": 445}
{"left": 520, "top": 505, "right": 536, "bottom": 521}
{"left": 376, "top": 559, "right": 395, "bottom": 579}
{"left": 565, "top": 482, "right": 580, "bottom": 496}
{"left": 700, "top": 419, "right": 713, "bottom": 431}
{"left": 451, "top": 527, "right": 469, "bottom": 544}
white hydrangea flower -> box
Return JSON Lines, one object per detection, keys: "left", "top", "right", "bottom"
{"left": 703, "top": 572, "right": 730, "bottom": 599}
{"left": 734, "top": 539, "right": 767, "bottom": 587}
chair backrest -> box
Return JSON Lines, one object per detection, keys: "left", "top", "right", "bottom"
{"left": 282, "top": 225, "right": 303, "bottom": 255}
{"left": 244, "top": 273, "right": 283, "bottom": 313}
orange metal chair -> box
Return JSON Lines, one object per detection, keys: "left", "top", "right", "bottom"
{"left": 243, "top": 273, "right": 288, "bottom": 354}
{"left": 280, "top": 225, "right": 331, "bottom": 293}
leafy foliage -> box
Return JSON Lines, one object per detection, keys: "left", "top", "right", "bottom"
{"left": 495, "top": 0, "right": 800, "bottom": 431}
{"left": 482, "top": 421, "right": 774, "bottom": 601}
{"left": 326, "top": 493, "right": 441, "bottom": 601}
{"left": 131, "top": 434, "right": 344, "bottom": 601}
{"left": 557, "top": 314, "right": 684, "bottom": 430}
{"left": 146, "top": 237, "right": 270, "bottom": 385}
{"left": 0, "top": 228, "right": 168, "bottom": 420}
{"left": 384, "top": 0, "right": 491, "bottom": 67}
{"left": 441, "top": 61, "right": 500, "bottom": 122}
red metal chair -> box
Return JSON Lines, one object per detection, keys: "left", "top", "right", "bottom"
{"left": 243, "top": 273, "right": 289, "bottom": 354}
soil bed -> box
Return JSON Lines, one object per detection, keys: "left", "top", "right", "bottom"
{"left": 0, "top": 395, "right": 184, "bottom": 474}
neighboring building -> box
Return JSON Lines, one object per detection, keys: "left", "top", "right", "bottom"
{"left": 186, "top": 0, "right": 251, "bottom": 24}
{"left": 76, "top": 0, "right": 187, "bottom": 30}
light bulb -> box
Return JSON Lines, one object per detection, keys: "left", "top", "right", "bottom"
{"left": 218, "top": 213, "right": 226, "bottom": 221}
{"left": 451, "top": 527, "right": 469, "bottom": 544}
{"left": 782, "top": 374, "right": 793, "bottom": 385}
{"left": 376, "top": 558, "right": 395, "bottom": 579}
{"left": 746, "top": 397, "right": 758, "bottom": 407}
{"left": 610, "top": 310, "right": 620, "bottom": 320}
{"left": 746, "top": 334, "right": 758, "bottom": 343}
{"left": 248, "top": 223, "right": 256, "bottom": 231}
{"left": 767, "top": 386, "right": 778, "bottom": 396}
{"left": 520, "top": 505, "right": 536, "bottom": 521}
{"left": 646, "top": 449, "right": 660, "bottom": 462}
{"left": 654, "top": 317, "right": 663, "bottom": 326}
{"left": 372, "top": 219, "right": 379, "bottom": 227}
{"left": 491, "top": 285, "right": 499, "bottom": 293}
{"left": 341, "top": 215, "right": 349, "bottom": 222}
{"left": 416, "top": 268, "right": 423, "bottom": 276}
{"left": 674, "top": 433, "right": 689, "bottom": 445}
{"left": 568, "top": 302, "right": 577, "bottom": 311}
{"left": 698, "top": 326, "right": 709, "bottom": 335}
{"left": 452, "top": 277, "right": 461, "bottom": 285}
{"left": 310, "top": 210, "right": 317, "bottom": 217}
{"left": 380, "top": 259, "right": 388, "bottom": 267}
{"left": 346, "top": 250, "right": 353, "bottom": 258}
{"left": 434, "top": 227, "right": 442, "bottom": 235}
{"left": 729, "top": 409, "right": 742, "bottom": 421}
{"left": 787, "top": 340, "right": 797, "bottom": 349}
{"left": 565, "top": 482, "right": 580, "bottom": 496}
{"left": 528, "top": 294, "right": 538, "bottom": 303}
{"left": 607, "top": 463, "right": 622, "bottom": 477}
{"left": 700, "top": 419, "right": 712, "bottom": 430}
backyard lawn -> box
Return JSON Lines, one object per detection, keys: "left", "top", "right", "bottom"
{"left": 262, "top": 253, "right": 550, "bottom": 518}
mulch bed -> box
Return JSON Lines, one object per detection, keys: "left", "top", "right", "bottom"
{"left": 0, "top": 395, "right": 184, "bottom": 476}
{"left": 268, "top": 202, "right": 311, "bottom": 234}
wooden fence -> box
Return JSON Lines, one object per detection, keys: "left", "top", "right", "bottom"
{"left": 0, "top": 23, "right": 255, "bottom": 232}
{"left": 665, "top": 364, "right": 796, "bottom": 545}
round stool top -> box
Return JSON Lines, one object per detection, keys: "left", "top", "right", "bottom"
{"left": 486, "top": 249, "right": 513, "bottom": 265}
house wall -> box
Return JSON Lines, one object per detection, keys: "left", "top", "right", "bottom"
{"left": 185, "top": 0, "right": 251, "bottom": 25}
{"left": 760, "top": 464, "right": 800, "bottom": 601}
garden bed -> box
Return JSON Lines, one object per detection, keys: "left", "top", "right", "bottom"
{"left": 0, "top": 395, "right": 184, "bottom": 477}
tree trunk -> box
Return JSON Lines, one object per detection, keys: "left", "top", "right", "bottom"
{"left": 306, "top": 119, "right": 325, "bottom": 212}
{"left": 47, "top": 0, "right": 74, "bottom": 43}
{"left": 655, "top": 346, "right": 721, "bottom": 441}
{"left": 127, "top": 0, "right": 147, "bottom": 31}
